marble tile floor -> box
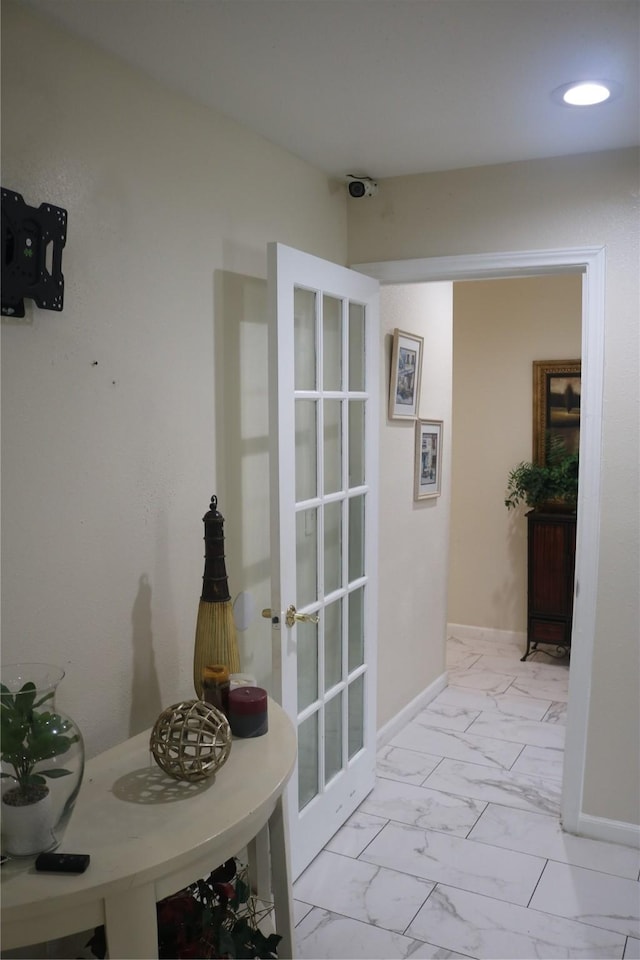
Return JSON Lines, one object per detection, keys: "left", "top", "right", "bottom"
{"left": 293, "top": 632, "right": 640, "bottom": 960}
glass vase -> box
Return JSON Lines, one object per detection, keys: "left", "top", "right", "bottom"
{"left": 1, "top": 663, "right": 85, "bottom": 858}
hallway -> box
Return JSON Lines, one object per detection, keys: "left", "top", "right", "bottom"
{"left": 292, "top": 631, "right": 640, "bottom": 959}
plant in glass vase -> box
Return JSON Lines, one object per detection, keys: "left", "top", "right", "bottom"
{"left": 1, "top": 664, "right": 84, "bottom": 857}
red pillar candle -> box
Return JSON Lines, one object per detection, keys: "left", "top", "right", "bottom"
{"left": 227, "top": 686, "right": 268, "bottom": 738}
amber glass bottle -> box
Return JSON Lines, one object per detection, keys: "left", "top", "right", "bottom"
{"left": 201, "top": 664, "right": 230, "bottom": 715}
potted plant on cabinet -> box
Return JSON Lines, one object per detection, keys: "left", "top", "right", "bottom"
{"left": 1, "top": 669, "right": 83, "bottom": 857}
{"left": 504, "top": 435, "right": 578, "bottom": 512}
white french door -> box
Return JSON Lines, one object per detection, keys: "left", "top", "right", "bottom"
{"left": 266, "top": 243, "right": 379, "bottom": 879}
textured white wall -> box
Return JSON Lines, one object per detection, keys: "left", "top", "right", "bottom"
{"left": 348, "top": 148, "right": 640, "bottom": 827}
{"left": 449, "top": 275, "right": 582, "bottom": 633}
{"left": 1, "top": 4, "right": 346, "bottom": 758}
{"left": 378, "top": 283, "right": 452, "bottom": 729}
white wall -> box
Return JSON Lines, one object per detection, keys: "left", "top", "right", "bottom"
{"left": 348, "top": 148, "right": 640, "bottom": 828}
{"left": 1, "top": 3, "right": 346, "bottom": 758}
{"left": 449, "top": 275, "right": 582, "bottom": 633}
{"left": 378, "top": 284, "right": 452, "bottom": 729}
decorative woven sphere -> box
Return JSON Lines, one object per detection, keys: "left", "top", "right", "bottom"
{"left": 150, "top": 700, "right": 232, "bottom": 782}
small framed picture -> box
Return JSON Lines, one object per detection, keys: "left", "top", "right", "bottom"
{"left": 388, "top": 328, "right": 423, "bottom": 420}
{"left": 414, "top": 419, "right": 443, "bottom": 500}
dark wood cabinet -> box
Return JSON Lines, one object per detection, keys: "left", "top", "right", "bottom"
{"left": 523, "top": 510, "right": 576, "bottom": 661}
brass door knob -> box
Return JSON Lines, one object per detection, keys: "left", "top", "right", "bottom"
{"left": 262, "top": 605, "right": 319, "bottom": 627}
{"left": 285, "top": 604, "right": 319, "bottom": 628}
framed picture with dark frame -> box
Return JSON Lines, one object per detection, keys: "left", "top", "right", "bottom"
{"left": 533, "top": 359, "right": 581, "bottom": 464}
{"left": 414, "top": 419, "right": 443, "bottom": 500}
{"left": 388, "top": 328, "right": 423, "bottom": 420}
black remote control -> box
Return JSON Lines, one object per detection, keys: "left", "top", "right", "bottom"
{"left": 34, "top": 852, "right": 90, "bottom": 874}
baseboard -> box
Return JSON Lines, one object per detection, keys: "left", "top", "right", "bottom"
{"left": 447, "top": 623, "right": 526, "bottom": 647}
{"left": 572, "top": 812, "right": 640, "bottom": 850}
{"left": 377, "top": 672, "right": 448, "bottom": 750}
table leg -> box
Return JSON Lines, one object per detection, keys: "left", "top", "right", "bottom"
{"left": 248, "top": 824, "right": 271, "bottom": 899}
{"left": 268, "top": 795, "right": 294, "bottom": 960}
{"left": 104, "top": 882, "right": 159, "bottom": 959}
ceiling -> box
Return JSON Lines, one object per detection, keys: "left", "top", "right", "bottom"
{"left": 23, "top": 0, "right": 640, "bottom": 179}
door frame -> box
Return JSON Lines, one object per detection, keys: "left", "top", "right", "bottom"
{"left": 352, "top": 246, "right": 605, "bottom": 839}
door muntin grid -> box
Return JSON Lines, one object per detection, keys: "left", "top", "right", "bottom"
{"left": 294, "top": 285, "right": 370, "bottom": 812}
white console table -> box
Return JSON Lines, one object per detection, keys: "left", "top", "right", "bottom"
{"left": 1, "top": 698, "right": 297, "bottom": 959}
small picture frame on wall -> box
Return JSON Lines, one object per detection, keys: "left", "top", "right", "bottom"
{"left": 414, "top": 419, "right": 443, "bottom": 500}
{"left": 533, "top": 359, "right": 581, "bottom": 464}
{"left": 389, "top": 328, "right": 423, "bottom": 420}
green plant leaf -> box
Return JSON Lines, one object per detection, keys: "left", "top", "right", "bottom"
{"left": 32, "top": 690, "right": 55, "bottom": 710}
{"left": 201, "top": 905, "right": 213, "bottom": 927}
{"left": 263, "top": 932, "right": 282, "bottom": 955}
{"left": 0, "top": 683, "right": 15, "bottom": 711}
{"left": 26, "top": 731, "right": 75, "bottom": 762}
{"left": 37, "top": 767, "right": 72, "bottom": 778}
{"left": 14, "top": 682, "right": 37, "bottom": 717}
{"left": 0, "top": 720, "right": 29, "bottom": 753}
{"left": 233, "top": 876, "right": 250, "bottom": 905}
{"left": 27, "top": 773, "right": 47, "bottom": 786}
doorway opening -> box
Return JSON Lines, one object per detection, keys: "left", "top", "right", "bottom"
{"left": 445, "top": 271, "right": 581, "bottom": 799}
{"left": 354, "top": 246, "right": 605, "bottom": 836}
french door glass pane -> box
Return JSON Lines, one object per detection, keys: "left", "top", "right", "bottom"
{"left": 324, "top": 598, "right": 343, "bottom": 692}
{"left": 296, "top": 508, "right": 318, "bottom": 609}
{"left": 324, "top": 501, "right": 342, "bottom": 597}
{"left": 295, "top": 400, "right": 317, "bottom": 502}
{"left": 348, "top": 302, "right": 365, "bottom": 391}
{"left": 323, "top": 295, "right": 342, "bottom": 391}
{"left": 324, "top": 692, "right": 343, "bottom": 784}
{"left": 297, "top": 619, "right": 319, "bottom": 712}
{"left": 348, "top": 400, "right": 365, "bottom": 488}
{"left": 348, "top": 586, "right": 365, "bottom": 672}
{"left": 294, "top": 287, "right": 316, "bottom": 391}
{"left": 348, "top": 494, "right": 365, "bottom": 583}
{"left": 298, "top": 712, "right": 319, "bottom": 811}
{"left": 323, "top": 399, "right": 342, "bottom": 495}
{"left": 348, "top": 674, "right": 364, "bottom": 759}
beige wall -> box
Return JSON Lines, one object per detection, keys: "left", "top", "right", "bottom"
{"left": 348, "top": 148, "right": 640, "bottom": 827}
{"left": 449, "top": 275, "right": 582, "bottom": 634}
{"left": 378, "top": 284, "right": 452, "bottom": 729}
{"left": 1, "top": 4, "right": 346, "bottom": 757}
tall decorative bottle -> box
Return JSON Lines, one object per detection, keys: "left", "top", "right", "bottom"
{"left": 193, "top": 496, "right": 240, "bottom": 697}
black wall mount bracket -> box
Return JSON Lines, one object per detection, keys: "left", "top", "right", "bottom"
{"left": 2, "top": 187, "right": 68, "bottom": 317}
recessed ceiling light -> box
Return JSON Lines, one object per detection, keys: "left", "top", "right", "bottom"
{"left": 552, "top": 80, "right": 621, "bottom": 107}
{"left": 563, "top": 82, "right": 610, "bottom": 105}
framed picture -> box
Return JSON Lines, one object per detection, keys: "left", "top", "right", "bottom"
{"left": 388, "top": 328, "right": 423, "bottom": 420}
{"left": 533, "top": 359, "right": 581, "bottom": 464}
{"left": 414, "top": 419, "right": 443, "bottom": 500}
